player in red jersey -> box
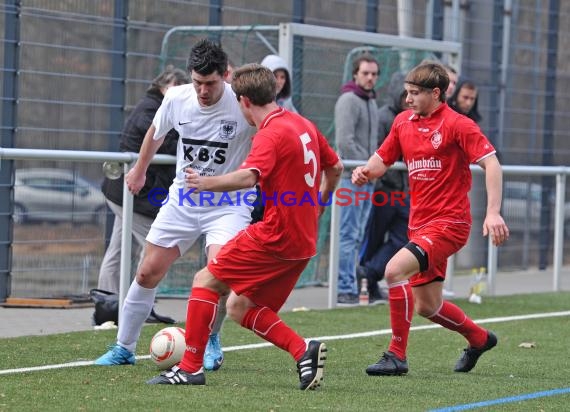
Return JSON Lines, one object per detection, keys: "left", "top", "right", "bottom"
{"left": 147, "top": 63, "right": 343, "bottom": 390}
{"left": 353, "top": 61, "right": 509, "bottom": 376}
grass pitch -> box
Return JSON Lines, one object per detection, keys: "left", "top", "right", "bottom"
{"left": 1, "top": 292, "right": 569, "bottom": 411}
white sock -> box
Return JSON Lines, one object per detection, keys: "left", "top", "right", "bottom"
{"left": 117, "top": 280, "right": 156, "bottom": 352}
{"left": 211, "top": 294, "right": 228, "bottom": 335}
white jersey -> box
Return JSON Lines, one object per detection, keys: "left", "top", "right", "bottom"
{"left": 152, "top": 82, "right": 255, "bottom": 207}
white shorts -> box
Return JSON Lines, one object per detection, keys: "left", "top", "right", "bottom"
{"left": 146, "top": 189, "right": 252, "bottom": 255}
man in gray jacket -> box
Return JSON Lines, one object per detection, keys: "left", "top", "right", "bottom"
{"left": 334, "top": 53, "right": 379, "bottom": 305}
{"left": 359, "top": 71, "right": 409, "bottom": 305}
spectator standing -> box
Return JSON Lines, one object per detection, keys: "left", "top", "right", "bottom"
{"left": 448, "top": 77, "right": 486, "bottom": 291}
{"left": 260, "top": 54, "right": 298, "bottom": 113}
{"left": 335, "top": 53, "right": 379, "bottom": 306}
{"left": 358, "top": 71, "right": 409, "bottom": 304}
{"left": 352, "top": 61, "right": 509, "bottom": 376}
{"left": 98, "top": 66, "right": 189, "bottom": 295}
{"left": 429, "top": 62, "right": 464, "bottom": 298}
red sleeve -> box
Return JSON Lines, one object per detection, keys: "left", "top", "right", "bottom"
{"left": 376, "top": 125, "right": 402, "bottom": 166}
{"left": 239, "top": 130, "right": 276, "bottom": 178}
{"left": 455, "top": 117, "right": 496, "bottom": 163}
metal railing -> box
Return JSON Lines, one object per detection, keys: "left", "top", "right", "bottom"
{"left": 328, "top": 161, "right": 569, "bottom": 308}
{"left": 0, "top": 148, "right": 568, "bottom": 311}
{"left": 0, "top": 148, "right": 174, "bottom": 315}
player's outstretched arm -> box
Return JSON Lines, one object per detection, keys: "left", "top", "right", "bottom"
{"left": 352, "top": 153, "right": 388, "bottom": 186}
{"left": 125, "top": 124, "right": 166, "bottom": 195}
{"left": 185, "top": 168, "right": 258, "bottom": 193}
{"left": 318, "top": 160, "right": 343, "bottom": 216}
{"left": 479, "top": 154, "right": 510, "bottom": 246}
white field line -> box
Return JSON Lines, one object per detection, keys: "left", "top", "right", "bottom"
{"left": 1, "top": 310, "right": 568, "bottom": 376}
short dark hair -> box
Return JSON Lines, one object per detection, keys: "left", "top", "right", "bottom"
{"left": 187, "top": 39, "right": 227, "bottom": 76}
{"left": 232, "top": 63, "right": 276, "bottom": 106}
{"left": 459, "top": 81, "right": 478, "bottom": 91}
{"left": 405, "top": 62, "right": 449, "bottom": 102}
{"left": 352, "top": 53, "right": 379, "bottom": 76}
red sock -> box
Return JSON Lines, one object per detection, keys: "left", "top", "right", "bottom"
{"left": 179, "top": 287, "right": 219, "bottom": 372}
{"left": 241, "top": 306, "right": 306, "bottom": 361}
{"left": 428, "top": 301, "right": 487, "bottom": 347}
{"left": 387, "top": 281, "right": 414, "bottom": 360}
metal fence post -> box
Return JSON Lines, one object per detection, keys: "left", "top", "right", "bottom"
{"left": 552, "top": 172, "right": 566, "bottom": 291}
{"left": 327, "top": 194, "right": 340, "bottom": 309}
{"left": 0, "top": 0, "right": 20, "bottom": 302}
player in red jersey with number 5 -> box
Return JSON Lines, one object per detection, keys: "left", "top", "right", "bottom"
{"left": 147, "top": 63, "right": 343, "bottom": 390}
{"left": 353, "top": 61, "right": 509, "bottom": 376}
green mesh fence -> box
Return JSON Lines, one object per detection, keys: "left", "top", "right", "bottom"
{"left": 157, "top": 26, "right": 451, "bottom": 294}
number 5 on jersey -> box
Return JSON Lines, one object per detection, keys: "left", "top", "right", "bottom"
{"left": 299, "top": 132, "right": 317, "bottom": 188}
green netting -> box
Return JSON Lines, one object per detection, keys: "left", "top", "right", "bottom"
{"left": 157, "top": 26, "right": 453, "bottom": 294}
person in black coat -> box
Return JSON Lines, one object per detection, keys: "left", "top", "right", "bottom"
{"left": 97, "top": 66, "right": 189, "bottom": 294}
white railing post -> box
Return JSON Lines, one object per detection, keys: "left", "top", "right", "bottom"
{"left": 278, "top": 23, "right": 294, "bottom": 78}
{"left": 327, "top": 193, "right": 340, "bottom": 309}
{"left": 552, "top": 173, "right": 566, "bottom": 291}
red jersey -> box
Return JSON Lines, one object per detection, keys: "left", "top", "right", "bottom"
{"left": 240, "top": 108, "right": 339, "bottom": 259}
{"left": 377, "top": 103, "right": 496, "bottom": 229}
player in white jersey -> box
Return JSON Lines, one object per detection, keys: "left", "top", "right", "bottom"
{"left": 94, "top": 39, "right": 255, "bottom": 369}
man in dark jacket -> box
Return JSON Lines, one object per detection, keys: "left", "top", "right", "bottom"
{"left": 97, "top": 66, "right": 189, "bottom": 293}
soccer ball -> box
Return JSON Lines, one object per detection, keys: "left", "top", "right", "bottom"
{"left": 149, "top": 327, "right": 186, "bottom": 370}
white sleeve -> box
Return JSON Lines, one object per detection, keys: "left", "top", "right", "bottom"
{"left": 152, "top": 91, "right": 174, "bottom": 141}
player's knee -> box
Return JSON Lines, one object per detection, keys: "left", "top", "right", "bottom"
{"left": 225, "top": 304, "right": 239, "bottom": 323}
{"left": 135, "top": 267, "right": 164, "bottom": 288}
{"left": 415, "top": 301, "right": 436, "bottom": 318}
{"left": 384, "top": 260, "right": 405, "bottom": 284}
{"left": 225, "top": 298, "right": 247, "bottom": 324}
{"left": 383, "top": 265, "right": 399, "bottom": 284}
{"left": 192, "top": 267, "right": 210, "bottom": 288}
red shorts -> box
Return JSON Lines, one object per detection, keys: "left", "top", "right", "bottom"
{"left": 208, "top": 231, "right": 310, "bottom": 312}
{"left": 408, "top": 221, "right": 470, "bottom": 287}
